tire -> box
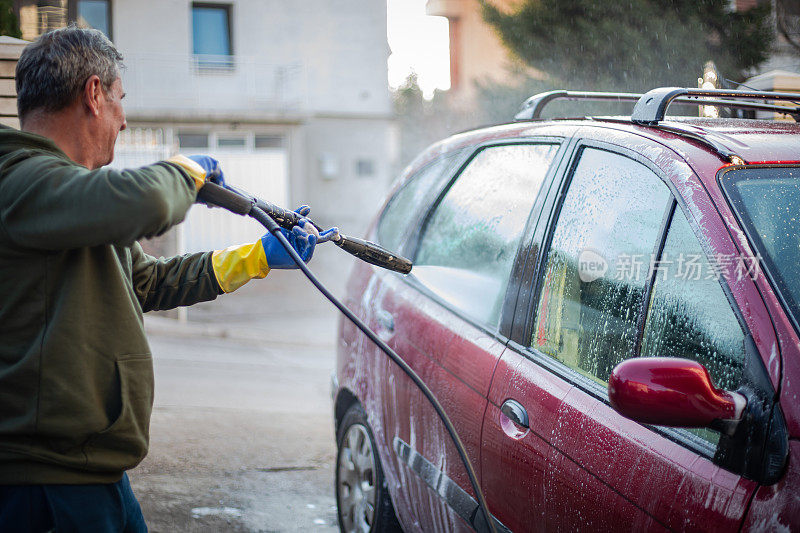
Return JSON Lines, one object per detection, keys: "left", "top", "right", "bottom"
{"left": 336, "top": 403, "right": 403, "bottom": 533}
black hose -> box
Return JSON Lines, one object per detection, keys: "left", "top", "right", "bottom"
{"left": 249, "top": 206, "right": 497, "bottom": 533}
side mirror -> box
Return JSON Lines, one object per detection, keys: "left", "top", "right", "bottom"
{"left": 608, "top": 357, "right": 746, "bottom": 432}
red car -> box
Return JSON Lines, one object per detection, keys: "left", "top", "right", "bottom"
{"left": 332, "top": 88, "right": 800, "bottom": 532}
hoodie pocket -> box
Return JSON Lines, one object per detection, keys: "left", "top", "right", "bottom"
{"left": 84, "top": 354, "right": 154, "bottom": 472}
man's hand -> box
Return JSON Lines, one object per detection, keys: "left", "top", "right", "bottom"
{"left": 260, "top": 206, "right": 339, "bottom": 268}
{"left": 210, "top": 206, "right": 339, "bottom": 293}
{"left": 187, "top": 155, "right": 225, "bottom": 187}
{"left": 165, "top": 154, "right": 225, "bottom": 191}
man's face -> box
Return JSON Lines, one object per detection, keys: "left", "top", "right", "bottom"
{"left": 96, "top": 76, "right": 127, "bottom": 167}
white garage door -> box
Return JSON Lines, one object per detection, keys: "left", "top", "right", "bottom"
{"left": 182, "top": 150, "right": 289, "bottom": 252}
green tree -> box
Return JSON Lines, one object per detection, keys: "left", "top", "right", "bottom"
{"left": 479, "top": 0, "right": 773, "bottom": 91}
{"left": 0, "top": 0, "right": 21, "bottom": 39}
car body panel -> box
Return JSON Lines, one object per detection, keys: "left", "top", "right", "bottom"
{"left": 483, "top": 349, "right": 754, "bottom": 531}
{"left": 374, "top": 270, "right": 505, "bottom": 531}
{"left": 337, "top": 271, "right": 506, "bottom": 532}
{"left": 591, "top": 117, "right": 800, "bottom": 170}
{"left": 546, "top": 372, "right": 753, "bottom": 530}
{"left": 776, "top": 311, "right": 800, "bottom": 439}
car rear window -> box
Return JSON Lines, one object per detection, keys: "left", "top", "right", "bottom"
{"left": 721, "top": 166, "right": 800, "bottom": 328}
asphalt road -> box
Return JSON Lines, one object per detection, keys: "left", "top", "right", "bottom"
{"left": 130, "top": 247, "right": 357, "bottom": 532}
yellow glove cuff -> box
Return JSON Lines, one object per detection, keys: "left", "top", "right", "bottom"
{"left": 166, "top": 154, "right": 206, "bottom": 190}
{"left": 211, "top": 240, "right": 270, "bottom": 293}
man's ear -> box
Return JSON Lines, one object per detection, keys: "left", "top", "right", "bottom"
{"left": 83, "top": 75, "right": 103, "bottom": 117}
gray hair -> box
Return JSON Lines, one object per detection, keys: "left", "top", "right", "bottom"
{"left": 16, "top": 25, "right": 123, "bottom": 119}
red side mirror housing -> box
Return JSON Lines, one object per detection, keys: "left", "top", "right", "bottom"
{"left": 608, "top": 357, "right": 746, "bottom": 429}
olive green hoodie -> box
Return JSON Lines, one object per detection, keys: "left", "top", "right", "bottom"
{"left": 0, "top": 126, "right": 222, "bottom": 484}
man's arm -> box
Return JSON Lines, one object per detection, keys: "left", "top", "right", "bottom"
{"left": 130, "top": 242, "right": 223, "bottom": 312}
{"left": 0, "top": 152, "right": 197, "bottom": 250}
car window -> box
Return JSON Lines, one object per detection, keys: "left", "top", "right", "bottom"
{"left": 377, "top": 152, "right": 462, "bottom": 254}
{"left": 640, "top": 207, "right": 746, "bottom": 445}
{"left": 532, "top": 147, "right": 671, "bottom": 384}
{"left": 721, "top": 166, "right": 800, "bottom": 330}
{"left": 413, "top": 143, "right": 559, "bottom": 329}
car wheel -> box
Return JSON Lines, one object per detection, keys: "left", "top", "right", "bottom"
{"left": 336, "top": 403, "right": 402, "bottom": 533}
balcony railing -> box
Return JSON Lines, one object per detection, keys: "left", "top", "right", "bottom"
{"left": 120, "top": 53, "right": 307, "bottom": 117}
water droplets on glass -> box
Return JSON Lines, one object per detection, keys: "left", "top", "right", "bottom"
{"left": 532, "top": 148, "right": 670, "bottom": 384}
{"left": 414, "top": 143, "right": 559, "bottom": 328}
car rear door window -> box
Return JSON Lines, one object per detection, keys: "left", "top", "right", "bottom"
{"left": 413, "top": 143, "right": 559, "bottom": 329}
{"left": 641, "top": 207, "right": 746, "bottom": 445}
{"left": 721, "top": 166, "right": 800, "bottom": 331}
{"left": 377, "top": 152, "right": 461, "bottom": 254}
{"left": 532, "top": 147, "right": 671, "bottom": 384}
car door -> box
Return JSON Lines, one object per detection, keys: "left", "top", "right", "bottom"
{"left": 374, "top": 141, "right": 565, "bottom": 531}
{"left": 481, "top": 140, "right": 762, "bottom": 531}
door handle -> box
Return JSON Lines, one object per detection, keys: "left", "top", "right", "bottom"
{"left": 501, "top": 399, "right": 529, "bottom": 429}
{"left": 376, "top": 309, "right": 394, "bottom": 333}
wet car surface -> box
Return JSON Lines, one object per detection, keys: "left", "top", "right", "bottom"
{"left": 332, "top": 96, "right": 800, "bottom": 531}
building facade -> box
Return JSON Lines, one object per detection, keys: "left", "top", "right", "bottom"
{"left": 426, "top": 0, "right": 525, "bottom": 102}
{"left": 14, "top": 0, "right": 395, "bottom": 250}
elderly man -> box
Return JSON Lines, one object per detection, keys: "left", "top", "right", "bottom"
{"left": 0, "top": 26, "right": 334, "bottom": 532}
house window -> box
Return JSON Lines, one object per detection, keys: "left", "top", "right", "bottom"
{"left": 76, "top": 0, "right": 110, "bottom": 38}
{"left": 356, "top": 158, "right": 375, "bottom": 177}
{"left": 178, "top": 132, "right": 209, "bottom": 149}
{"left": 217, "top": 135, "right": 246, "bottom": 149}
{"left": 18, "top": 0, "right": 68, "bottom": 41}
{"left": 254, "top": 135, "right": 283, "bottom": 149}
{"left": 192, "top": 3, "right": 232, "bottom": 66}
{"left": 17, "top": 0, "right": 111, "bottom": 41}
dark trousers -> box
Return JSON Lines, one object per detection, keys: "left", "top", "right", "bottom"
{"left": 0, "top": 473, "right": 147, "bottom": 532}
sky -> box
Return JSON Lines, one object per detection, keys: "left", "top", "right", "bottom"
{"left": 386, "top": 0, "right": 450, "bottom": 98}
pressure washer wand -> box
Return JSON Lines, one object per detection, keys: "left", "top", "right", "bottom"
{"left": 199, "top": 183, "right": 412, "bottom": 275}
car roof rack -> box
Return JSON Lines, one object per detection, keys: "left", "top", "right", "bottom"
{"left": 515, "top": 91, "right": 641, "bottom": 120}
{"left": 515, "top": 88, "right": 800, "bottom": 122}
{"left": 514, "top": 87, "right": 800, "bottom": 164}
{"left": 631, "top": 87, "right": 800, "bottom": 124}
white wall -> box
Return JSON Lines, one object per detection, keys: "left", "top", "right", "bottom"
{"left": 300, "top": 117, "right": 396, "bottom": 235}
{"left": 112, "top": 0, "right": 391, "bottom": 118}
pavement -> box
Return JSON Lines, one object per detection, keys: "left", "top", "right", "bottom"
{"left": 129, "top": 245, "right": 358, "bottom": 532}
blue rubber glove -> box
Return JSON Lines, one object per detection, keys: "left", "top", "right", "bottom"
{"left": 260, "top": 206, "right": 339, "bottom": 268}
{"left": 187, "top": 155, "right": 226, "bottom": 187}
{"left": 211, "top": 205, "right": 340, "bottom": 291}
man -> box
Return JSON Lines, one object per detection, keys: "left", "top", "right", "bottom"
{"left": 0, "top": 26, "right": 335, "bottom": 531}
